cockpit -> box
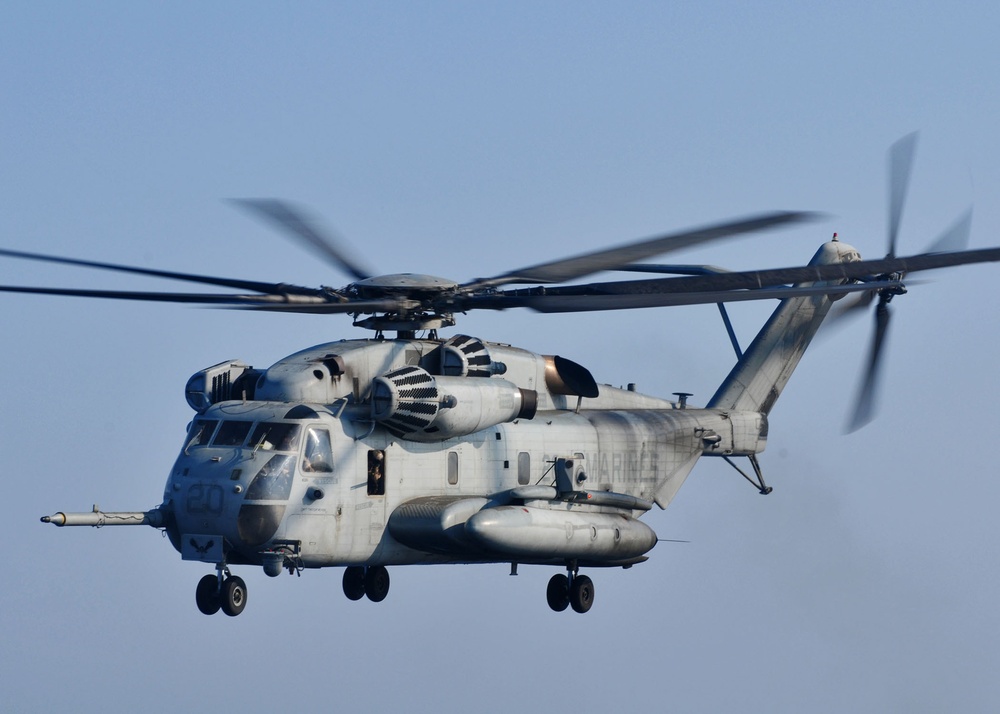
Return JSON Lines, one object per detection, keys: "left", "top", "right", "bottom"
{"left": 183, "top": 415, "right": 335, "bottom": 476}
{"left": 175, "top": 410, "right": 340, "bottom": 549}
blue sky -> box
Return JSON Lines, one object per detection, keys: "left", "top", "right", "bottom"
{"left": 3, "top": 3, "right": 1000, "bottom": 712}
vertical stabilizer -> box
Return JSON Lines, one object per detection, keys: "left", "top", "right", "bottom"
{"left": 708, "top": 240, "right": 860, "bottom": 415}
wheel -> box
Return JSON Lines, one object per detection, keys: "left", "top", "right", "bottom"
{"left": 570, "top": 574, "right": 594, "bottom": 613}
{"left": 195, "top": 574, "right": 221, "bottom": 615}
{"left": 221, "top": 575, "right": 248, "bottom": 616}
{"left": 364, "top": 565, "right": 390, "bottom": 603}
{"left": 546, "top": 573, "right": 569, "bottom": 612}
{"left": 343, "top": 566, "right": 366, "bottom": 601}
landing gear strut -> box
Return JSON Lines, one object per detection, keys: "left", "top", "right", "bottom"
{"left": 342, "top": 565, "right": 391, "bottom": 603}
{"left": 195, "top": 564, "right": 248, "bottom": 617}
{"left": 546, "top": 563, "right": 595, "bottom": 614}
{"left": 723, "top": 454, "right": 772, "bottom": 495}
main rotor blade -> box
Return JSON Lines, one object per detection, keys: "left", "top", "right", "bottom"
{"left": 527, "top": 245, "right": 1000, "bottom": 299}
{"left": 846, "top": 302, "right": 891, "bottom": 432}
{"left": 887, "top": 132, "right": 918, "bottom": 258}
{"left": 0, "top": 247, "right": 324, "bottom": 297}
{"left": 0, "top": 284, "right": 385, "bottom": 312}
{"left": 463, "top": 211, "right": 821, "bottom": 289}
{"left": 613, "top": 264, "right": 732, "bottom": 276}
{"left": 230, "top": 298, "right": 408, "bottom": 314}
{"left": 231, "top": 199, "right": 374, "bottom": 281}
{"left": 465, "top": 280, "right": 898, "bottom": 313}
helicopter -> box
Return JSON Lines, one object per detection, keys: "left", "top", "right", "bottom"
{"left": 15, "top": 134, "right": 1000, "bottom": 617}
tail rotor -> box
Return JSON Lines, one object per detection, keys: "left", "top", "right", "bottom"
{"left": 844, "top": 134, "right": 972, "bottom": 432}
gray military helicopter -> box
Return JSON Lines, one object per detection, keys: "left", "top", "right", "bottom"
{"left": 14, "top": 135, "right": 1000, "bottom": 616}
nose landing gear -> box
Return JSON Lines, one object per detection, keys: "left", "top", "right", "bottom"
{"left": 195, "top": 565, "right": 248, "bottom": 616}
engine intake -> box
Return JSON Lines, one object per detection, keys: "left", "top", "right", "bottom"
{"left": 440, "top": 334, "right": 506, "bottom": 377}
{"left": 185, "top": 360, "right": 261, "bottom": 413}
{"left": 372, "top": 366, "right": 536, "bottom": 441}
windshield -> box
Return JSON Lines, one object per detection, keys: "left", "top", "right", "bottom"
{"left": 185, "top": 419, "right": 218, "bottom": 451}
{"left": 250, "top": 422, "right": 301, "bottom": 452}
{"left": 214, "top": 420, "right": 254, "bottom": 446}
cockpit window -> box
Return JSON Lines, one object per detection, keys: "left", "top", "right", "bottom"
{"left": 302, "top": 427, "right": 333, "bottom": 473}
{"left": 186, "top": 419, "right": 218, "bottom": 450}
{"left": 213, "top": 420, "right": 254, "bottom": 447}
{"left": 250, "top": 422, "right": 301, "bottom": 452}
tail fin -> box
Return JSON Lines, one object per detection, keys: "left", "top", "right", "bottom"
{"left": 708, "top": 239, "right": 860, "bottom": 414}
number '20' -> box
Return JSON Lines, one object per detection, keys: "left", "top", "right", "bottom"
{"left": 186, "top": 484, "right": 224, "bottom": 515}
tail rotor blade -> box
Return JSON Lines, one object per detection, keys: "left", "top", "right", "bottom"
{"left": 824, "top": 288, "right": 875, "bottom": 328}
{"left": 887, "top": 132, "right": 918, "bottom": 259}
{"left": 922, "top": 207, "right": 973, "bottom": 255}
{"left": 846, "top": 301, "right": 892, "bottom": 432}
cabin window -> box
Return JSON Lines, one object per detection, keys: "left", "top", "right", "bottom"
{"left": 302, "top": 428, "right": 334, "bottom": 473}
{"left": 368, "top": 450, "right": 385, "bottom": 496}
{"left": 186, "top": 419, "right": 218, "bottom": 450}
{"left": 448, "top": 451, "right": 459, "bottom": 485}
{"left": 213, "top": 420, "right": 253, "bottom": 446}
{"left": 517, "top": 452, "right": 531, "bottom": 485}
{"left": 250, "top": 422, "right": 301, "bottom": 452}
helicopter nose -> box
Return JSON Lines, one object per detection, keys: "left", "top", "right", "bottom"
{"left": 234, "top": 454, "right": 296, "bottom": 547}
{"left": 236, "top": 503, "right": 286, "bottom": 548}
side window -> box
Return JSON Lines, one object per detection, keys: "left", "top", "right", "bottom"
{"left": 302, "top": 428, "right": 333, "bottom": 473}
{"left": 517, "top": 452, "right": 530, "bottom": 485}
{"left": 368, "top": 450, "right": 385, "bottom": 496}
{"left": 447, "top": 451, "right": 459, "bottom": 485}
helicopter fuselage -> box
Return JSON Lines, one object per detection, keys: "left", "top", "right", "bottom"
{"left": 165, "top": 336, "right": 766, "bottom": 573}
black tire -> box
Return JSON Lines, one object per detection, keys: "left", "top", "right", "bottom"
{"left": 546, "top": 573, "right": 570, "bottom": 612}
{"left": 343, "top": 566, "right": 366, "bottom": 601}
{"left": 196, "top": 574, "right": 221, "bottom": 616}
{"left": 364, "top": 565, "right": 390, "bottom": 603}
{"left": 221, "top": 575, "right": 248, "bottom": 617}
{"left": 570, "top": 574, "right": 594, "bottom": 614}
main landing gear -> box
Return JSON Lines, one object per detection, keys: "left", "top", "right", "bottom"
{"left": 342, "top": 565, "right": 391, "bottom": 603}
{"left": 546, "top": 564, "right": 595, "bottom": 614}
{"left": 196, "top": 565, "right": 248, "bottom": 617}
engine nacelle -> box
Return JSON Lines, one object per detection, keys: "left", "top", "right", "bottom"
{"left": 185, "top": 360, "right": 262, "bottom": 413}
{"left": 371, "top": 366, "right": 537, "bottom": 441}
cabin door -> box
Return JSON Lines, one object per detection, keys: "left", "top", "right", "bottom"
{"left": 367, "top": 448, "right": 387, "bottom": 545}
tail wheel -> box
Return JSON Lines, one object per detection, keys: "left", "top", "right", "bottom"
{"left": 570, "top": 575, "right": 594, "bottom": 614}
{"left": 364, "top": 565, "right": 390, "bottom": 602}
{"left": 221, "top": 575, "right": 248, "bottom": 617}
{"left": 546, "top": 573, "right": 570, "bottom": 612}
{"left": 343, "top": 566, "right": 366, "bottom": 601}
{"left": 195, "top": 574, "right": 221, "bottom": 616}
